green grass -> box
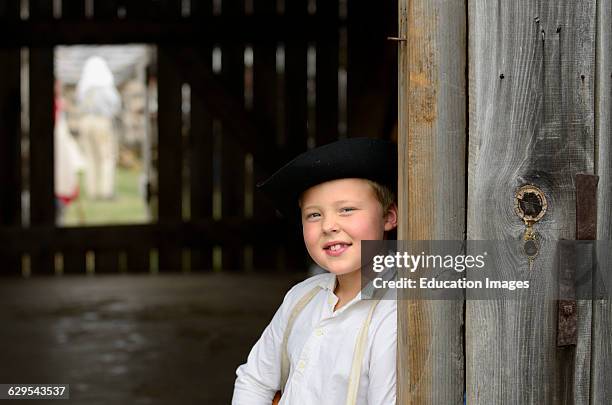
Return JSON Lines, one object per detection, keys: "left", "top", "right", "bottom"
{"left": 62, "top": 167, "right": 149, "bottom": 226}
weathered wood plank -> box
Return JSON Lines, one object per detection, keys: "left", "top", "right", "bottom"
{"left": 157, "top": 46, "right": 183, "bottom": 272}
{"left": 559, "top": 175, "right": 597, "bottom": 403}
{"left": 397, "top": 0, "right": 466, "bottom": 404}
{"left": 592, "top": 0, "right": 612, "bottom": 400}
{"left": 467, "top": 0, "right": 595, "bottom": 403}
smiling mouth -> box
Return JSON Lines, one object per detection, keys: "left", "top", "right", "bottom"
{"left": 323, "top": 243, "right": 352, "bottom": 255}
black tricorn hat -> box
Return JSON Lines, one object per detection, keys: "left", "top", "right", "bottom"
{"left": 257, "top": 137, "right": 398, "bottom": 219}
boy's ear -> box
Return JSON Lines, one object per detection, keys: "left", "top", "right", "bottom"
{"left": 384, "top": 203, "right": 398, "bottom": 231}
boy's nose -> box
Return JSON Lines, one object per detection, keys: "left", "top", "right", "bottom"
{"left": 322, "top": 218, "right": 339, "bottom": 233}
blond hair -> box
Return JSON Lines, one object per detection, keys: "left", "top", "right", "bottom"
{"left": 365, "top": 179, "right": 396, "bottom": 215}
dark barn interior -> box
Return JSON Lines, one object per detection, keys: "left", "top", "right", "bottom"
{"left": 0, "top": 0, "right": 397, "bottom": 403}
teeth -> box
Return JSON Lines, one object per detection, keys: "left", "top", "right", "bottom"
{"left": 329, "top": 244, "right": 343, "bottom": 251}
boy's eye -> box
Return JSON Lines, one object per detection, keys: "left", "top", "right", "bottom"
{"left": 340, "top": 207, "right": 356, "bottom": 214}
{"left": 306, "top": 212, "right": 320, "bottom": 219}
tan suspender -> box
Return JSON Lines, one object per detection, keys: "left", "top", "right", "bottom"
{"left": 279, "top": 285, "right": 380, "bottom": 405}
{"left": 280, "top": 286, "right": 322, "bottom": 392}
{"left": 345, "top": 299, "right": 379, "bottom": 405}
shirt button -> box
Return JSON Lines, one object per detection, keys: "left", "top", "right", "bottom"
{"left": 297, "top": 360, "right": 306, "bottom": 370}
{"left": 315, "top": 328, "right": 324, "bottom": 336}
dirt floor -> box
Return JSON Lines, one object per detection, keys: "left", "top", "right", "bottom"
{"left": 0, "top": 273, "right": 306, "bottom": 405}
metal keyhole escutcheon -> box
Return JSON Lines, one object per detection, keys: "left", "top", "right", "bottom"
{"left": 514, "top": 185, "right": 548, "bottom": 267}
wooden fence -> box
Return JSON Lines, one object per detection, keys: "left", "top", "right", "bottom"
{"left": 0, "top": 0, "right": 397, "bottom": 275}
{"left": 398, "top": 0, "right": 611, "bottom": 403}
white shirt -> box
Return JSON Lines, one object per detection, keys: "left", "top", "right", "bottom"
{"left": 232, "top": 273, "right": 397, "bottom": 405}
{"left": 77, "top": 57, "right": 121, "bottom": 118}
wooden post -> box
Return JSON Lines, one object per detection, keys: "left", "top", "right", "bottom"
{"left": 157, "top": 45, "right": 183, "bottom": 272}
{"left": 592, "top": 0, "right": 612, "bottom": 400}
{"left": 29, "top": 0, "right": 56, "bottom": 275}
{"left": 252, "top": 0, "right": 281, "bottom": 271}
{"left": 315, "top": 0, "right": 339, "bottom": 145}
{"left": 467, "top": 0, "right": 595, "bottom": 403}
{"left": 220, "top": 0, "right": 246, "bottom": 272}
{"left": 397, "top": 0, "right": 466, "bottom": 403}
{"left": 189, "top": 0, "right": 214, "bottom": 271}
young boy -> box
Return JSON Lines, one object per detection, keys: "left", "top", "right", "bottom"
{"left": 232, "top": 138, "right": 398, "bottom": 405}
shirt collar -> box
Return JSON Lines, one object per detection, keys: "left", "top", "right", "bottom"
{"left": 315, "top": 273, "right": 337, "bottom": 291}
{"left": 313, "top": 270, "right": 395, "bottom": 301}
{"left": 361, "top": 267, "right": 397, "bottom": 300}
{"left": 315, "top": 273, "right": 371, "bottom": 317}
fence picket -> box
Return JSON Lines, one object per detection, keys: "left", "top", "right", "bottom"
{"left": 157, "top": 46, "right": 183, "bottom": 271}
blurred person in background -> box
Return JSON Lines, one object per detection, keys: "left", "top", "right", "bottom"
{"left": 54, "top": 80, "right": 85, "bottom": 224}
{"left": 76, "top": 56, "right": 121, "bottom": 200}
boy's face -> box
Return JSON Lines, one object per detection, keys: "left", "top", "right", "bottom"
{"left": 300, "top": 178, "right": 398, "bottom": 276}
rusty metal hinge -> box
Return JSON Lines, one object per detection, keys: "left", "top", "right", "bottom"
{"left": 557, "top": 173, "right": 599, "bottom": 347}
